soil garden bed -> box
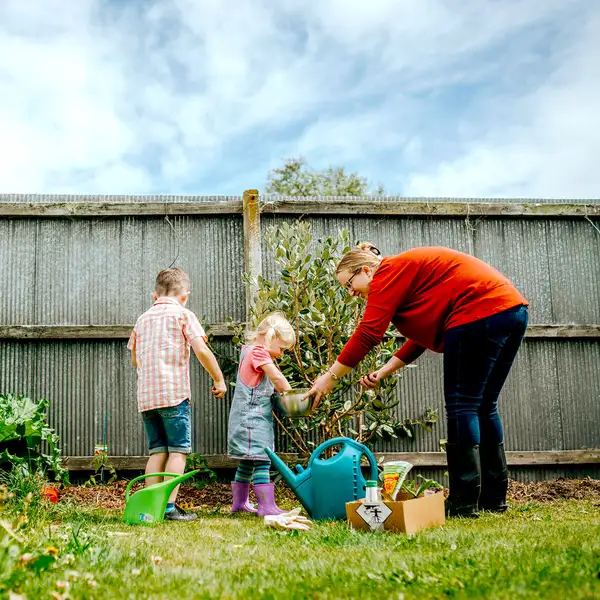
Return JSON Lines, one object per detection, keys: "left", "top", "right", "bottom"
{"left": 57, "top": 477, "right": 600, "bottom": 511}
{"left": 58, "top": 480, "right": 298, "bottom": 512}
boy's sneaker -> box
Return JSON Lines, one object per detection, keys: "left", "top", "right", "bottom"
{"left": 165, "top": 504, "right": 197, "bottom": 522}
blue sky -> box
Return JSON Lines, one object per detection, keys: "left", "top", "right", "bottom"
{"left": 1, "top": 0, "right": 599, "bottom": 198}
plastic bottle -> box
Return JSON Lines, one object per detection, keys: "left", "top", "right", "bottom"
{"left": 365, "top": 480, "right": 382, "bottom": 503}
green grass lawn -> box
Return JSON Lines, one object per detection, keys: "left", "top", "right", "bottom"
{"left": 2, "top": 498, "right": 600, "bottom": 600}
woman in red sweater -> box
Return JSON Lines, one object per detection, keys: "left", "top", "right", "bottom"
{"left": 306, "top": 243, "right": 529, "bottom": 518}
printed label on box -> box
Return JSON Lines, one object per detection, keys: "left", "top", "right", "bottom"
{"left": 94, "top": 444, "right": 108, "bottom": 455}
{"left": 356, "top": 502, "right": 392, "bottom": 531}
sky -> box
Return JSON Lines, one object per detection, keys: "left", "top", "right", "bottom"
{"left": 1, "top": 0, "right": 599, "bottom": 198}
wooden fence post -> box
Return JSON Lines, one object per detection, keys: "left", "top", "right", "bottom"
{"left": 242, "top": 189, "right": 262, "bottom": 324}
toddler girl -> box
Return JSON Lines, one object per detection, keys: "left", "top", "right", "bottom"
{"left": 228, "top": 312, "right": 295, "bottom": 516}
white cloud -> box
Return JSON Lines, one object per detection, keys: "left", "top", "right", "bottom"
{"left": 302, "top": 0, "right": 576, "bottom": 79}
{"left": 404, "top": 11, "right": 600, "bottom": 198}
{"left": 0, "top": 0, "right": 598, "bottom": 197}
{"left": 0, "top": 1, "right": 138, "bottom": 192}
{"left": 294, "top": 102, "right": 412, "bottom": 166}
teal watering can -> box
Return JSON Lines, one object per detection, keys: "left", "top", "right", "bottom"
{"left": 122, "top": 470, "right": 199, "bottom": 525}
{"left": 266, "top": 437, "right": 378, "bottom": 520}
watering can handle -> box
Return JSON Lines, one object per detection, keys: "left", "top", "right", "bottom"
{"left": 308, "top": 437, "right": 378, "bottom": 480}
{"left": 124, "top": 472, "right": 197, "bottom": 503}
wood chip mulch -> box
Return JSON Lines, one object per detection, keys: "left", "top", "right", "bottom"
{"left": 55, "top": 477, "right": 600, "bottom": 511}
{"left": 507, "top": 477, "right": 600, "bottom": 503}
{"left": 58, "top": 480, "right": 297, "bottom": 512}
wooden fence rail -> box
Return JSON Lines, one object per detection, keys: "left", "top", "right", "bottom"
{"left": 2, "top": 324, "right": 600, "bottom": 340}
{"left": 1, "top": 198, "right": 600, "bottom": 218}
{"left": 62, "top": 450, "right": 600, "bottom": 471}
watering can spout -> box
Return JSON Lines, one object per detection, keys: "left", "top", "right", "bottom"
{"left": 162, "top": 472, "right": 195, "bottom": 496}
{"left": 264, "top": 448, "right": 299, "bottom": 489}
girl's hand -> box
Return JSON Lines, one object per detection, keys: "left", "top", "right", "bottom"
{"left": 305, "top": 372, "right": 336, "bottom": 412}
{"left": 359, "top": 369, "right": 385, "bottom": 390}
{"left": 212, "top": 380, "right": 227, "bottom": 399}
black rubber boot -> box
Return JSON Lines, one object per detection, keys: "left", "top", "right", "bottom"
{"left": 445, "top": 442, "right": 481, "bottom": 518}
{"left": 479, "top": 442, "right": 509, "bottom": 513}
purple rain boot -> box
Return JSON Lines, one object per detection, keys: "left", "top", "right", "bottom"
{"left": 231, "top": 482, "right": 257, "bottom": 514}
{"left": 254, "top": 483, "right": 287, "bottom": 517}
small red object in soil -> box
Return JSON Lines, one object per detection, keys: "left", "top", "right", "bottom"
{"left": 42, "top": 487, "right": 59, "bottom": 503}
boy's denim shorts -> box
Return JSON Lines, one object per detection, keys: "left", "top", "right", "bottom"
{"left": 141, "top": 399, "right": 192, "bottom": 454}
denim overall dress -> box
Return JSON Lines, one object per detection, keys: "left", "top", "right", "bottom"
{"left": 227, "top": 346, "right": 276, "bottom": 460}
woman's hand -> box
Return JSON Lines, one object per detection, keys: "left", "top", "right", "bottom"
{"left": 305, "top": 372, "right": 336, "bottom": 412}
{"left": 359, "top": 369, "right": 385, "bottom": 389}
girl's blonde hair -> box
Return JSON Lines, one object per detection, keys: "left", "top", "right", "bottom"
{"left": 247, "top": 312, "right": 296, "bottom": 349}
{"left": 336, "top": 242, "right": 382, "bottom": 276}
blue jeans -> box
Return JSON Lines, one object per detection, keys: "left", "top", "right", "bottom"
{"left": 142, "top": 399, "right": 192, "bottom": 454}
{"left": 444, "top": 305, "right": 528, "bottom": 446}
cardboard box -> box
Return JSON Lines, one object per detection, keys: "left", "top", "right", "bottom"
{"left": 346, "top": 491, "right": 446, "bottom": 534}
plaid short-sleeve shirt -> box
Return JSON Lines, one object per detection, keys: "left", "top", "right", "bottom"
{"left": 127, "top": 297, "right": 206, "bottom": 412}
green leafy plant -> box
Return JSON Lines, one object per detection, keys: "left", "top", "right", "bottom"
{"left": 231, "top": 220, "right": 438, "bottom": 457}
{"left": 0, "top": 393, "right": 68, "bottom": 484}
{"left": 84, "top": 452, "right": 117, "bottom": 487}
{"left": 400, "top": 476, "right": 443, "bottom": 498}
{"left": 1, "top": 483, "right": 30, "bottom": 593}
{"left": 185, "top": 453, "right": 217, "bottom": 489}
{"left": 0, "top": 483, "right": 61, "bottom": 593}
{"left": 0, "top": 468, "right": 47, "bottom": 521}
{"left": 1, "top": 486, "right": 104, "bottom": 596}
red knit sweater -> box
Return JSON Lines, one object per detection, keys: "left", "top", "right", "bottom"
{"left": 337, "top": 247, "right": 528, "bottom": 368}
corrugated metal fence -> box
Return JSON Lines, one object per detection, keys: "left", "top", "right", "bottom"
{"left": 1, "top": 192, "right": 599, "bottom": 482}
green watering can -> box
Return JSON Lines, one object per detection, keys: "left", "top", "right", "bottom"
{"left": 122, "top": 470, "right": 199, "bottom": 525}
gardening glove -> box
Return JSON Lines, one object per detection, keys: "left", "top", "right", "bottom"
{"left": 264, "top": 508, "right": 313, "bottom": 531}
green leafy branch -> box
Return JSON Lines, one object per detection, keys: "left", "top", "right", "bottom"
{"left": 0, "top": 393, "right": 68, "bottom": 484}
{"left": 226, "top": 220, "right": 438, "bottom": 457}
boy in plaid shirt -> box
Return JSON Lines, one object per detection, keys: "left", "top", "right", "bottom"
{"left": 128, "top": 267, "right": 226, "bottom": 521}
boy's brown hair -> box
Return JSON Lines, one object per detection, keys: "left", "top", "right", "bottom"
{"left": 155, "top": 267, "right": 190, "bottom": 297}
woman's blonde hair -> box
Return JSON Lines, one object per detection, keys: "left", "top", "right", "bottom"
{"left": 336, "top": 242, "right": 382, "bottom": 276}
{"left": 247, "top": 312, "right": 296, "bottom": 349}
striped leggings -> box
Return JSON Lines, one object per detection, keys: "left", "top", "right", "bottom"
{"left": 234, "top": 459, "right": 271, "bottom": 485}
